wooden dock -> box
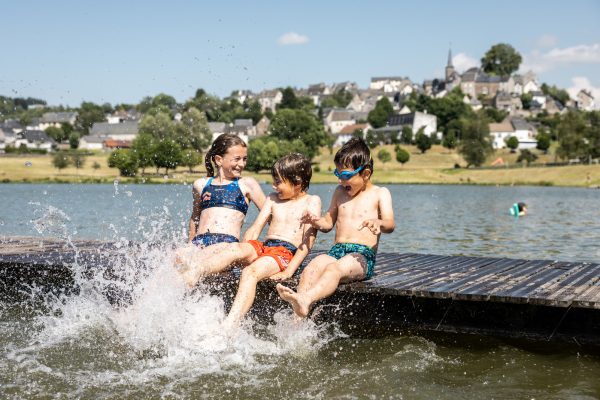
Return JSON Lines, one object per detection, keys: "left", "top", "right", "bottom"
{"left": 2, "top": 236, "right": 599, "bottom": 348}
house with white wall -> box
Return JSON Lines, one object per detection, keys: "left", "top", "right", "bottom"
{"left": 323, "top": 109, "right": 356, "bottom": 134}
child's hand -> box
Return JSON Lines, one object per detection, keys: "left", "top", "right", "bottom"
{"left": 358, "top": 219, "right": 381, "bottom": 235}
{"left": 301, "top": 211, "right": 320, "bottom": 227}
{"left": 269, "top": 271, "right": 293, "bottom": 282}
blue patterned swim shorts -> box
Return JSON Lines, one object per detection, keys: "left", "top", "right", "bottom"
{"left": 327, "top": 242, "right": 377, "bottom": 280}
{"left": 191, "top": 232, "right": 238, "bottom": 248}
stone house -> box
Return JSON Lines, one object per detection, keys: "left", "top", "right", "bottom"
{"left": 257, "top": 89, "right": 283, "bottom": 112}
{"left": 576, "top": 89, "right": 595, "bottom": 111}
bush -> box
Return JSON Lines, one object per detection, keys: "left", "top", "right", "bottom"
{"left": 395, "top": 146, "right": 410, "bottom": 165}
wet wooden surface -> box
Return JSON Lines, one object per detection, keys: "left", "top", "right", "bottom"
{"left": 2, "top": 236, "right": 599, "bottom": 310}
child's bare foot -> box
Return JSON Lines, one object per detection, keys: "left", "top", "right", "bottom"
{"left": 276, "top": 284, "right": 310, "bottom": 318}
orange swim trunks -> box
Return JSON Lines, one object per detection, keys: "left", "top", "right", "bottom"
{"left": 247, "top": 239, "right": 298, "bottom": 271}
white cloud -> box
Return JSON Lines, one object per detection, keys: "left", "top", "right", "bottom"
{"left": 452, "top": 52, "right": 478, "bottom": 73}
{"left": 277, "top": 32, "right": 309, "bottom": 46}
{"left": 536, "top": 34, "right": 558, "bottom": 48}
{"left": 521, "top": 43, "right": 600, "bottom": 73}
{"left": 567, "top": 76, "right": 600, "bottom": 104}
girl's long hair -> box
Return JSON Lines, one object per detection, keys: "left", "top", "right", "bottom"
{"left": 204, "top": 133, "right": 247, "bottom": 177}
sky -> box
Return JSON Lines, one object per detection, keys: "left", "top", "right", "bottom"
{"left": 2, "top": 0, "right": 600, "bottom": 107}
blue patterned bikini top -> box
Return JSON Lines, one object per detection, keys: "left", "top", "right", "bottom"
{"left": 199, "top": 177, "right": 248, "bottom": 215}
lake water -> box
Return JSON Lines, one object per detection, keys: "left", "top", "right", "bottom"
{"left": 1, "top": 183, "right": 599, "bottom": 398}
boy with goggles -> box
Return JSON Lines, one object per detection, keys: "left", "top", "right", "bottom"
{"left": 277, "top": 138, "right": 395, "bottom": 318}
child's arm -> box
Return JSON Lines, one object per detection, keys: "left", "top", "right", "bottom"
{"left": 302, "top": 187, "right": 340, "bottom": 233}
{"left": 358, "top": 187, "right": 395, "bottom": 235}
{"left": 243, "top": 177, "right": 267, "bottom": 211}
{"left": 188, "top": 180, "right": 205, "bottom": 242}
{"left": 270, "top": 197, "right": 321, "bottom": 281}
{"left": 242, "top": 194, "right": 274, "bottom": 241}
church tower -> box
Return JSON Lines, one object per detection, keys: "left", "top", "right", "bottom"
{"left": 445, "top": 47, "right": 455, "bottom": 82}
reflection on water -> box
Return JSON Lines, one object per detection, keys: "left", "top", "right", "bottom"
{"left": 0, "top": 183, "right": 599, "bottom": 397}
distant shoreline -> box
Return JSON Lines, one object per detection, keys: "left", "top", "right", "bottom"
{"left": 1, "top": 146, "right": 599, "bottom": 188}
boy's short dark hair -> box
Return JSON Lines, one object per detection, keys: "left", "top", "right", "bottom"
{"left": 334, "top": 137, "right": 373, "bottom": 173}
{"left": 271, "top": 153, "right": 312, "bottom": 192}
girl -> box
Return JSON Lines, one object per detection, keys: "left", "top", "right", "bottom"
{"left": 176, "top": 133, "right": 266, "bottom": 277}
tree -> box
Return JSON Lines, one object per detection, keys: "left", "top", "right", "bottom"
{"left": 377, "top": 149, "right": 391, "bottom": 166}
{"left": 536, "top": 132, "right": 551, "bottom": 154}
{"left": 176, "top": 107, "right": 212, "bottom": 151}
{"left": 52, "top": 152, "right": 71, "bottom": 171}
{"left": 458, "top": 112, "right": 493, "bottom": 167}
{"left": 506, "top": 136, "right": 519, "bottom": 153}
{"left": 481, "top": 43, "right": 522, "bottom": 77}
{"left": 92, "top": 161, "right": 101, "bottom": 172}
{"left": 541, "top": 83, "right": 570, "bottom": 106}
{"left": 400, "top": 126, "right": 413, "bottom": 144}
{"left": 108, "top": 149, "right": 138, "bottom": 177}
{"left": 269, "top": 109, "right": 328, "bottom": 159}
{"left": 152, "top": 139, "right": 182, "bottom": 174}
{"left": 69, "top": 132, "right": 80, "bottom": 149}
{"left": 484, "top": 108, "right": 509, "bottom": 123}
{"left": 246, "top": 137, "right": 308, "bottom": 172}
{"left": 394, "top": 146, "right": 410, "bottom": 165}
{"left": 442, "top": 131, "right": 457, "bottom": 151}
{"left": 517, "top": 149, "right": 538, "bottom": 165}
{"left": 138, "top": 112, "right": 174, "bottom": 141}
{"left": 278, "top": 87, "right": 300, "bottom": 110}
{"left": 404, "top": 88, "right": 473, "bottom": 134}
{"left": 181, "top": 148, "right": 203, "bottom": 173}
{"left": 45, "top": 126, "right": 66, "bottom": 142}
{"left": 76, "top": 102, "right": 105, "bottom": 134}
{"left": 365, "top": 130, "right": 378, "bottom": 149}
{"left": 521, "top": 93, "right": 533, "bottom": 110}
{"left": 131, "top": 133, "right": 156, "bottom": 174}
{"left": 69, "top": 151, "right": 86, "bottom": 170}
{"left": 367, "top": 97, "right": 394, "bottom": 128}
{"left": 415, "top": 129, "right": 432, "bottom": 154}
{"left": 556, "top": 111, "right": 589, "bottom": 161}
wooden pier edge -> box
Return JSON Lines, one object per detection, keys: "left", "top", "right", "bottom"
{"left": 1, "top": 236, "right": 599, "bottom": 348}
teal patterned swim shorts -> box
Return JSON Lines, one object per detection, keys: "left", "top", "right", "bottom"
{"left": 327, "top": 243, "right": 377, "bottom": 280}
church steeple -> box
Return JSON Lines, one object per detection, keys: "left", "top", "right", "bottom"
{"left": 445, "top": 46, "right": 455, "bottom": 82}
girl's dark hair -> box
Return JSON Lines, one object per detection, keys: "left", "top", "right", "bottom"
{"left": 334, "top": 137, "right": 373, "bottom": 174}
{"left": 271, "top": 153, "right": 312, "bottom": 192}
{"left": 205, "top": 133, "right": 247, "bottom": 177}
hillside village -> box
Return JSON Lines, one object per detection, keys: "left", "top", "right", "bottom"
{"left": 1, "top": 47, "right": 598, "bottom": 173}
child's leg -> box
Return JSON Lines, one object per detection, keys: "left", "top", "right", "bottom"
{"left": 278, "top": 254, "right": 367, "bottom": 318}
{"left": 276, "top": 254, "right": 336, "bottom": 317}
{"left": 179, "top": 242, "right": 257, "bottom": 287}
{"left": 224, "top": 257, "right": 281, "bottom": 325}
{"left": 296, "top": 254, "right": 337, "bottom": 294}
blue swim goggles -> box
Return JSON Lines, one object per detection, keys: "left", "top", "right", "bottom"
{"left": 334, "top": 165, "right": 365, "bottom": 180}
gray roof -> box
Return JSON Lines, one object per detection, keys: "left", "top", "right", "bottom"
{"left": 19, "top": 130, "right": 55, "bottom": 143}
{"left": 388, "top": 113, "right": 415, "bottom": 126}
{"left": 90, "top": 121, "right": 138, "bottom": 136}
{"left": 234, "top": 119, "right": 253, "bottom": 127}
{"left": 327, "top": 109, "right": 353, "bottom": 121}
{"left": 371, "top": 76, "right": 405, "bottom": 82}
{"left": 41, "top": 112, "right": 78, "bottom": 124}
{"left": 495, "top": 92, "right": 512, "bottom": 101}
{"left": 511, "top": 118, "right": 531, "bottom": 131}
{"left": 208, "top": 122, "right": 226, "bottom": 133}
{"left": 475, "top": 72, "right": 502, "bottom": 83}
{"left": 0, "top": 119, "right": 24, "bottom": 131}
{"left": 81, "top": 135, "right": 106, "bottom": 143}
